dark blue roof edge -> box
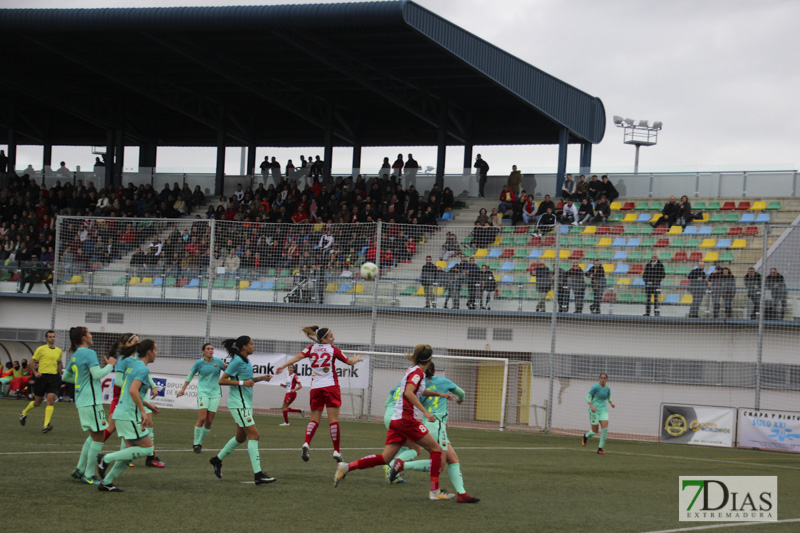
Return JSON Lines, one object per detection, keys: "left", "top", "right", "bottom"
{"left": 401, "top": 1, "right": 606, "bottom": 144}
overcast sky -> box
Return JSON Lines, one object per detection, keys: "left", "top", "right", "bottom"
{"left": 5, "top": 0, "right": 799, "bottom": 175}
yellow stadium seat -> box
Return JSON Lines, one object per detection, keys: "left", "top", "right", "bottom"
{"left": 582, "top": 226, "right": 597, "bottom": 234}
{"left": 326, "top": 283, "right": 338, "bottom": 293}
{"left": 610, "top": 201, "right": 622, "bottom": 211}
{"left": 529, "top": 276, "right": 536, "bottom": 283}
{"left": 474, "top": 248, "right": 488, "bottom": 258}
{"left": 239, "top": 280, "right": 250, "bottom": 289}
{"left": 578, "top": 263, "right": 586, "bottom": 271}
{"left": 129, "top": 276, "right": 141, "bottom": 286}
{"left": 141, "top": 277, "right": 153, "bottom": 286}
{"left": 680, "top": 294, "right": 693, "bottom": 305}
{"left": 699, "top": 239, "right": 716, "bottom": 249}
{"left": 541, "top": 250, "right": 556, "bottom": 259}
{"left": 667, "top": 226, "right": 683, "bottom": 235}
{"left": 602, "top": 264, "right": 614, "bottom": 274}
{"left": 354, "top": 284, "right": 365, "bottom": 294}
{"left": 558, "top": 250, "right": 570, "bottom": 259}
{"left": 545, "top": 290, "right": 554, "bottom": 301}
{"left": 617, "top": 278, "right": 631, "bottom": 286}
{"left": 702, "top": 252, "right": 719, "bottom": 262}
{"left": 622, "top": 213, "right": 638, "bottom": 223}
{"left": 492, "top": 236, "right": 502, "bottom": 246}
{"left": 493, "top": 274, "right": 501, "bottom": 282}
{"left": 413, "top": 286, "right": 425, "bottom": 296}
{"left": 66, "top": 275, "right": 82, "bottom": 284}
{"left": 597, "top": 238, "right": 612, "bottom": 247}
{"left": 435, "top": 260, "right": 447, "bottom": 269}
{"left": 751, "top": 201, "right": 766, "bottom": 211}
{"left": 434, "top": 286, "right": 444, "bottom": 296}
{"left": 649, "top": 213, "right": 660, "bottom": 223}
{"left": 729, "top": 239, "right": 746, "bottom": 249}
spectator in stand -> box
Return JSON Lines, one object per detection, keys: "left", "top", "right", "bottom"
{"left": 534, "top": 207, "right": 556, "bottom": 237}
{"left": 508, "top": 165, "right": 522, "bottom": 195}
{"left": 404, "top": 154, "right": 419, "bottom": 188}
{"left": 561, "top": 174, "right": 576, "bottom": 201}
{"left": 559, "top": 200, "right": 579, "bottom": 225}
{"left": 498, "top": 185, "right": 516, "bottom": 215}
{"left": 535, "top": 194, "right": 556, "bottom": 217}
{"left": 577, "top": 198, "right": 594, "bottom": 226}
{"left": 585, "top": 260, "right": 606, "bottom": 315}
{"left": 600, "top": 176, "right": 619, "bottom": 202}
{"left": 465, "top": 257, "right": 481, "bottom": 310}
{"left": 533, "top": 262, "right": 553, "bottom": 312}
{"left": 392, "top": 154, "right": 404, "bottom": 179}
{"left": 643, "top": 254, "right": 665, "bottom": 317}
{"left": 478, "top": 264, "right": 496, "bottom": 310}
{"left": 592, "top": 196, "right": 610, "bottom": 225}
{"left": 743, "top": 267, "right": 761, "bottom": 320}
{"left": 55, "top": 161, "right": 71, "bottom": 177}
{"left": 675, "top": 195, "right": 693, "bottom": 228}
{"left": 489, "top": 208, "right": 502, "bottom": 227}
{"left": 475, "top": 208, "right": 490, "bottom": 226}
{"left": 474, "top": 154, "right": 490, "bottom": 198}
{"left": 567, "top": 262, "right": 586, "bottom": 313}
{"left": 712, "top": 267, "right": 736, "bottom": 319}
{"left": 260, "top": 156, "right": 270, "bottom": 184}
{"left": 587, "top": 175, "right": 602, "bottom": 202}
{"left": 575, "top": 175, "right": 589, "bottom": 200}
{"left": 223, "top": 249, "right": 240, "bottom": 280}
{"left": 270, "top": 157, "right": 282, "bottom": 184}
{"left": 522, "top": 194, "right": 537, "bottom": 225}
{"left": 688, "top": 261, "right": 707, "bottom": 318}
{"left": 652, "top": 196, "right": 679, "bottom": 228}
{"left": 18, "top": 255, "right": 52, "bottom": 294}
{"left": 765, "top": 268, "right": 787, "bottom": 320}
{"left": 421, "top": 256, "right": 438, "bottom": 308}
{"left": 130, "top": 247, "right": 147, "bottom": 277}
{"left": 441, "top": 232, "right": 462, "bottom": 261}
{"left": 440, "top": 187, "right": 455, "bottom": 217}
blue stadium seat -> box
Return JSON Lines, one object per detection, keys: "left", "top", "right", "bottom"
{"left": 613, "top": 264, "right": 629, "bottom": 274}
{"left": 152, "top": 277, "right": 164, "bottom": 287}
{"left": 613, "top": 251, "right": 628, "bottom": 260}
{"left": 664, "top": 294, "right": 680, "bottom": 305}
{"left": 637, "top": 214, "right": 651, "bottom": 223}
{"left": 438, "top": 212, "right": 454, "bottom": 221}
{"left": 739, "top": 213, "right": 755, "bottom": 223}
{"left": 488, "top": 249, "right": 502, "bottom": 258}
{"left": 611, "top": 237, "right": 626, "bottom": 247}
{"left": 559, "top": 225, "right": 570, "bottom": 234}
{"left": 714, "top": 239, "right": 731, "bottom": 249}
{"left": 501, "top": 275, "right": 514, "bottom": 283}
{"left": 500, "top": 262, "right": 514, "bottom": 271}
{"left": 624, "top": 238, "right": 640, "bottom": 247}
{"left": 337, "top": 283, "right": 352, "bottom": 293}
{"left": 705, "top": 266, "right": 716, "bottom": 276}
{"left": 248, "top": 280, "right": 262, "bottom": 290}
{"left": 632, "top": 278, "right": 645, "bottom": 287}
{"left": 755, "top": 213, "right": 770, "bottom": 223}
{"left": 698, "top": 226, "right": 712, "bottom": 235}
{"left": 261, "top": 281, "right": 275, "bottom": 290}
{"left": 528, "top": 250, "right": 542, "bottom": 259}
{"left": 683, "top": 226, "right": 698, "bottom": 235}
{"left": 187, "top": 279, "right": 200, "bottom": 288}
{"left": 447, "top": 260, "right": 459, "bottom": 270}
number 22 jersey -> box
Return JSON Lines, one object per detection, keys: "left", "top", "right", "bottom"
{"left": 300, "top": 344, "right": 348, "bottom": 390}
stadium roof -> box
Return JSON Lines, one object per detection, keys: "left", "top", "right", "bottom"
{"left": 0, "top": 1, "right": 605, "bottom": 149}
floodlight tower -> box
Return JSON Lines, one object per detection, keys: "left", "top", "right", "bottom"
{"left": 613, "top": 116, "right": 662, "bottom": 174}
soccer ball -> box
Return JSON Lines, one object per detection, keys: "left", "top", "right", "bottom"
{"left": 360, "top": 262, "right": 379, "bottom": 280}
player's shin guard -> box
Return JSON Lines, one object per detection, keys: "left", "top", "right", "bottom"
{"left": 102, "top": 428, "right": 113, "bottom": 442}
{"left": 304, "top": 420, "right": 318, "bottom": 445}
{"left": 282, "top": 410, "right": 289, "bottom": 424}
{"left": 76, "top": 436, "right": 93, "bottom": 473}
{"left": 390, "top": 447, "right": 418, "bottom": 469}
{"left": 44, "top": 405, "right": 54, "bottom": 427}
{"left": 22, "top": 400, "right": 36, "bottom": 416}
{"left": 429, "top": 451, "right": 442, "bottom": 491}
{"left": 348, "top": 454, "right": 385, "bottom": 471}
{"left": 402, "top": 459, "right": 430, "bottom": 472}
{"left": 584, "top": 430, "right": 597, "bottom": 439}
{"left": 329, "top": 422, "right": 340, "bottom": 453}
{"left": 599, "top": 428, "right": 608, "bottom": 449}
{"left": 247, "top": 440, "right": 261, "bottom": 473}
{"left": 193, "top": 426, "right": 203, "bottom": 445}
{"left": 87, "top": 440, "right": 104, "bottom": 474}
{"left": 218, "top": 436, "right": 241, "bottom": 460}
{"left": 448, "top": 463, "right": 466, "bottom": 494}
{"left": 104, "top": 446, "right": 153, "bottom": 483}
{"left": 198, "top": 427, "right": 210, "bottom": 444}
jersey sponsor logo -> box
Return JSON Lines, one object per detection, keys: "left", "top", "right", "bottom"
{"left": 411, "top": 375, "right": 420, "bottom": 385}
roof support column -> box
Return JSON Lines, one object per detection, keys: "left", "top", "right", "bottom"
{"left": 42, "top": 112, "right": 52, "bottom": 178}
{"left": 139, "top": 142, "right": 157, "bottom": 169}
{"left": 436, "top": 102, "right": 448, "bottom": 189}
{"left": 246, "top": 143, "right": 257, "bottom": 179}
{"left": 580, "top": 142, "right": 592, "bottom": 175}
{"left": 462, "top": 144, "right": 473, "bottom": 175}
{"left": 351, "top": 145, "right": 361, "bottom": 178}
{"left": 6, "top": 105, "right": 17, "bottom": 174}
{"left": 215, "top": 106, "right": 226, "bottom": 196}
{"left": 114, "top": 124, "right": 125, "bottom": 189}
{"left": 104, "top": 128, "right": 114, "bottom": 190}
{"left": 556, "top": 126, "right": 569, "bottom": 196}
{"left": 323, "top": 104, "right": 334, "bottom": 186}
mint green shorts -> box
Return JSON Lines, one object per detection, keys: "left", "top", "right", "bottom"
{"left": 231, "top": 408, "right": 255, "bottom": 428}
{"left": 589, "top": 408, "right": 609, "bottom": 425}
{"left": 423, "top": 417, "right": 449, "bottom": 450}
{"left": 78, "top": 405, "right": 108, "bottom": 433}
{"left": 198, "top": 395, "right": 221, "bottom": 413}
{"left": 116, "top": 418, "right": 152, "bottom": 441}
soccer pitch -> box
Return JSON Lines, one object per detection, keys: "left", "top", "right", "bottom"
{"left": 2, "top": 401, "right": 798, "bottom": 533}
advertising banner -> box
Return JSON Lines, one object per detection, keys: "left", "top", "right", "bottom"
{"left": 737, "top": 408, "right": 800, "bottom": 453}
{"left": 679, "top": 476, "right": 777, "bottom": 522}
{"left": 247, "top": 353, "right": 370, "bottom": 390}
{"left": 660, "top": 404, "right": 736, "bottom": 447}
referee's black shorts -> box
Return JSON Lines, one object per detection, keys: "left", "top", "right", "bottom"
{"left": 33, "top": 373, "right": 60, "bottom": 397}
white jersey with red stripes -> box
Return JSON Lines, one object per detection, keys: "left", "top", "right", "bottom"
{"left": 283, "top": 372, "right": 300, "bottom": 393}
{"left": 391, "top": 365, "right": 426, "bottom": 422}
{"left": 300, "top": 343, "right": 348, "bottom": 390}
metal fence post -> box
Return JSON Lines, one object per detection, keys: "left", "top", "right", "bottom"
{"left": 204, "top": 220, "right": 215, "bottom": 342}
{"left": 365, "top": 222, "right": 381, "bottom": 422}
{"left": 545, "top": 222, "right": 562, "bottom": 433}
{"left": 50, "top": 216, "right": 61, "bottom": 331}
{"left": 754, "top": 226, "right": 769, "bottom": 409}
{"left": 742, "top": 171, "right": 748, "bottom": 197}
{"left": 694, "top": 172, "right": 700, "bottom": 198}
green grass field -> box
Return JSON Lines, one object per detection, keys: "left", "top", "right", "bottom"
{"left": 2, "top": 400, "right": 798, "bottom": 533}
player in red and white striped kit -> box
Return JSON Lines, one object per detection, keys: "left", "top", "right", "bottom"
{"left": 278, "top": 364, "right": 303, "bottom": 426}
{"left": 276, "top": 326, "right": 362, "bottom": 463}
{"left": 333, "top": 344, "right": 455, "bottom": 501}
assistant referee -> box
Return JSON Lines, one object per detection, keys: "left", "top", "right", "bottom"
{"left": 20, "top": 330, "right": 63, "bottom": 433}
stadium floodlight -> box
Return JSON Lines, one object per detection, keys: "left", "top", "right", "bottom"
{"left": 614, "top": 115, "right": 663, "bottom": 174}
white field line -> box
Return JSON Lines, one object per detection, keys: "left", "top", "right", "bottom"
{"left": 643, "top": 517, "right": 800, "bottom": 533}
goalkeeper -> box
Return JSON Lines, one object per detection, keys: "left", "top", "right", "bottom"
{"left": 581, "top": 372, "right": 616, "bottom": 455}
{"left": 388, "top": 362, "right": 480, "bottom": 503}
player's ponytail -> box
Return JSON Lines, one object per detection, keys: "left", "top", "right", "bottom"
{"left": 223, "top": 336, "right": 251, "bottom": 360}
{"left": 406, "top": 344, "right": 433, "bottom": 366}
{"left": 109, "top": 333, "right": 136, "bottom": 360}
{"left": 69, "top": 326, "right": 88, "bottom": 352}
{"left": 135, "top": 339, "right": 156, "bottom": 357}
{"left": 425, "top": 361, "right": 436, "bottom": 379}
{"left": 302, "top": 325, "right": 330, "bottom": 343}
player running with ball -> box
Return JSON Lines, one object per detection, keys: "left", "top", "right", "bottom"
{"left": 333, "top": 344, "right": 455, "bottom": 501}
{"left": 582, "top": 373, "right": 615, "bottom": 454}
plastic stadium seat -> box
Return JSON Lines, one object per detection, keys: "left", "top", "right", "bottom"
{"left": 239, "top": 280, "right": 250, "bottom": 289}
{"left": 655, "top": 238, "right": 670, "bottom": 248}
{"left": 683, "top": 226, "right": 698, "bottom": 235}
{"left": 248, "top": 280, "right": 262, "bottom": 290}
{"left": 669, "top": 238, "right": 685, "bottom": 248}
{"left": 718, "top": 252, "right": 734, "bottom": 263}
{"left": 685, "top": 239, "right": 701, "bottom": 248}
{"left": 622, "top": 202, "right": 636, "bottom": 211}
{"left": 141, "top": 277, "right": 153, "bottom": 286}
{"left": 611, "top": 237, "right": 626, "bottom": 247}
{"left": 559, "top": 237, "right": 570, "bottom": 247}
{"left": 650, "top": 202, "right": 663, "bottom": 210}
{"left": 705, "top": 266, "right": 716, "bottom": 276}
{"left": 663, "top": 294, "right": 680, "bottom": 305}
{"left": 515, "top": 225, "right": 530, "bottom": 234}
{"left": 335, "top": 283, "right": 351, "bottom": 294}
{"left": 152, "top": 278, "right": 164, "bottom": 287}
{"left": 698, "top": 226, "right": 712, "bottom": 235}
{"left": 721, "top": 201, "right": 736, "bottom": 210}
{"left": 127, "top": 276, "right": 140, "bottom": 286}
{"left": 624, "top": 238, "right": 640, "bottom": 247}
{"left": 489, "top": 261, "right": 501, "bottom": 270}
{"left": 579, "top": 226, "right": 596, "bottom": 235}
{"left": 602, "top": 264, "right": 614, "bottom": 274}
{"left": 175, "top": 278, "right": 188, "bottom": 287}
{"left": 65, "top": 275, "right": 82, "bottom": 284}
{"left": 736, "top": 201, "right": 750, "bottom": 210}
{"left": 637, "top": 214, "right": 651, "bottom": 223}
{"left": 706, "top": 201, "right": 720, "bottom": 210}
{"left": 541, "top": 250, "right": 556, "bottom": 260}
{"left": 653, "top": 226, "right": 667, "bottom": 235}
{"left": 610, "top": 201, "right": 622, "bottom": 211}
{"left": 435, "top": 260, "right": 447, "bottom": 269}
{"left": 699, "top": 239, "right": 716, "bottom": 248}
{"left": 474, "top": 248, "right": 488, "bottom": 258}
{"left": 500, "top": 262, "right": 514, "bottom": 271}
{"left": 514, "top": 249, "right": 529, "bottom": 259}
{"left": 610, "top": 226, "right": 624, "bottom": 235}
{"left": 751, "top": 201, "right": 766, "bottom": 211}
{"left": 543, "top": 237, "right": 556, "bottom": 246}
{"left": 739, "top": 213, "right": 755, "bottom": 223}
{"left": 613, "top": 251, "right": 627, "bottom": 260}
{"left": 528, "top": 250, "right": 542, "bottom": 259}
{"left": 709, "top": 213, "right": 724, "bottom": 223}
{"left": 624, "top": 225, "right": 641, "bottom": 235}
{"left": 186, "top": 278, "right": 200, "bottom": 288}
{"left": 723, "top": 213, "right": 739, "bottom": 223}
{"left": 679, "top": 294, "right": 693, "bottom": 305}
{"left": 400, "top": 285, "right": 416, "bottom": 296}
{"left": 617, "top": 278, "right": 632, "bottom": 287}
{"left": 438, "top": 212, "right": 454, "bottom": 221}
{"left": 658, "top": 252, "right": 673, "bottom": 262}
{"left": 602, "top": 292, "right": 617, "bottom": 302}
{"left": 501, "top": 275, "right": 514, "bottom": 284}
{"left": 569, "top": 236, "right": 584, "bottom": 246}
{"left": 727, "top": 227, "right": 743, "bottom": 236}
{"left": 766, "top": 201, "right": 781, "bottom": 210}
{"left": 113, "top": 276, "right": 127, "bottom": 286}
{"left": 640, "top": 226, "right": 654, "bottom": 235}
{"left": 743, "top": 226, "right": 759, "bottom": 236}
{"left": 262, "top": 281, "right": 275, "bottom": 290}
{"left": 528, "top": 236, "right": 542, "bottom": 246}
{"left": 712, "top": 226, "right": 728, "bottom": 235}
{"left": 641, "top": 238, "right": 656, "bottom": 247}
{"left": 613, "top": 264, "right": 629, "bottom": 274}
{"left": 628, "top": 264, "right": 644, "bottom": 275}
{"left": 165, "top": 278, "right": 177, "bottom": 287}
{"left": 632, "top": 278, "right": 645, "bottom": 287}
{"left": 688, "top": 252, "right": 703, "bottom": 262}
{"left": 673, "top": 252, "right": 689, "bottom": 262}
{"left": 702, "top": 252, "right": 719, "bottom": 262}
{"left": 694, "top": 201, "right": 707, "bottom": 210}
{"left": 514, "top": 262, "right": 528, "bottom": 271}
{"left": 597, "top": 226, "right": 611, "bottom": 235}
{"left": 714, "top": 239, "right": 731, "bottom": 249}
{"left": 755, "top": 214, "right": 770, "bottom": 223}
{"left": 598, "top": 250, "right": 613, "bottom": 261}
{"left": 635, "top": 202, "right": 650, "bottom": 210}
{"left": 667, "top": 226, "right": 683, "bottom": 235}
{"left": 569, "top": 249, "right": 585, "bottom": 260}
{"left": 622, "top": 213, "right": 638, "bottom": 223}
{"left": 500, "top": 249, "right": 514, "bottom": 259}
{"left": 729, "top": 239, "right": 746, "bottom": 249}
{"left": 597, "top": 238, "right": 612, "bottom": 247}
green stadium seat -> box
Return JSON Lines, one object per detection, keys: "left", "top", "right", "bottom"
{"left": 724, "top": 213, "right": 739, "bottom": 223}
{"left": 569, "top": 237, "right": 585, "bottom": 246}
{"left": 165, "top": 278, "right": 177, "bottom": 287}
{"left": 708, "top": 201, "right": 721, "bottom": 210}
{"left": 609, "top": 214, "right": 622, "bottom": 223}
{"left": 514, "top": 249, "right": 529, "bottom": 259}
{"left": 641, "top": 238, "right": 656, "bottom": 247}
{"left": 658, "top": 251, "right": 673, "bottom": 261}
{"left": 633, "top": 293, "right": 647, "bottom": 304}
{"left": 635, "top": 202, "right": 650, "bottom": 210}
{"left": 569, "top": 225, "right": 583, "bottom": 234}
{"left": 694, "top": 201, "right": 707, "bottom": 210}
{"left": 766, "top": 201, "right": 781, "bottom": 210}
{"left": 663, "top": 264, "right": 675, "bottom": 275}
{"left": 639, "top": 226, "right": 654, "bottom": 235}
{"left": 651, "top": 202, "right": 663, "bottom": 210}
{"left": 709, "top": 213, "right": 724, "bottom": 223}
{"left": 624, "top": 225, "right": 640, "bottom": 235}
{"left": 718, "top": 252, "right": 735, "bottom": 263}
{"left": 676, "top": 265, "right": 692, "bottom": 275}
{"left": 628, "top": 250, "right": 644, "bottom": 261}
{"left": 599, "top": 250, "right": 613, "bottom": 261}
{"left": 112, "top": 276, "right": 128, "bottom": 286}
{"left": 685, "top": 239, "right": 701, "bottom": 248}
{"left": 583, "top": 250, "right": 599, "bottom": 261}
{"left": 712, "top": 226, "right": 728, "bottom": 235}
{"left": 669, "top": 238, "right": 685, "bottom": 248}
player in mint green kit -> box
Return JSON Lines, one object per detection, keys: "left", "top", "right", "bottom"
{"left": 582, "top": 373, "right": 616, "bottom": 454}
{"left": 61, "top": 326, "right": 117, "bottom": 485}
{"left": 389, "top": 362, "right": 480, "bottom": 503}
{"left": 209, "top": 336, "right": 276, "bottom": 485}
{"left": 97, "top": 339, "right": 160, "bottom": 491}
{"left": 177, "top": 343, "right": 227, "bottom": 453}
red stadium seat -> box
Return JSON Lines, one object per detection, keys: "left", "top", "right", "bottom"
{"left": 653, "top": 227, "right": 667, "bottom": 235}
{"left": 556, "top": 201, "right": 566, "bottom": 210}
{"left": 689, "top": 252, "right": 703, "bottom": 262}
{"left": 743, "top": 226, "right": 759, "bottom": 236}
{"left": 543, "top": 236, "right": 556, "bottom": 246}
{"left": 602, "top": 292, "right": 617, "bottom": 303}
{"left": 727, "top": 227, "right": 743, "bottom": 236}
{"left": 597, "top": 226, "right": 611, "bottom": 235}
{"left": 673, "top": 252, "right": 689, "bottom": 262}
{"left": 176, "top": 278, "right": 188, "bottom": 287}
{"left": 721, "top": 201, "right": 736, "bottom": 210}
{"left": 569, "top": 250, "right": 585, "bottom": 260}
{"left": 679, "top": 279, "right": 691, "bottom": 288}
{"left": 514, "top": 225, "right": 529, "bottom": 234}
{"left": 655, "top": 238, "right": 670, "bottom": 248}
{"left": 500, "top": 249, "right": 514, "bottom": 259}
{"left": 736, "top": 201, "right": 751, "bottom": 210}
{"left": 621, "top": 202, "right": 635, "bottom": 211}
{"left": 628, "top": 264, "right": 643, "bottom": 275}
{"left": 528, "top": 236, "right": 542, "bottom": 246}
{"left": 610, "top": 226, "right": 624, "bottom": 235}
